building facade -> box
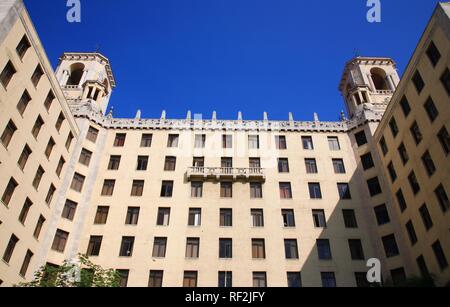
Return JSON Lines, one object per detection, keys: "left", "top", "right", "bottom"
{"left": 0, "top": 0, "right": 449, "bottom": 287}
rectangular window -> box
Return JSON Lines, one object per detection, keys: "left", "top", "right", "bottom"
{"left": 136, "top": 156, "right": 149, "bottom": 171}
{"left": 382, "top": 234, "right": 399, "bottom": 258}
{"left": 355, "top": 272, "right": 371, "bottom": 288}
{"left": 250, "top": 182, "right": 263, "bottom": 199}
{"left": 157, "top": 208, "right": 170, "bottom": 226}
{"left": 417, "top": 255, "right": 430, "bottom": 278}
{"left": 141, "top": 133, "right": 152, "bottom": 147}
{"left": 304, "top": 158, "right": 318, "bottom": 174}
{"left": 308, "top": 183, "right": 322, "bottom": 199}
{"left": 438, "top": 126, "right": 450, "bottom": 155}
{"left": 62, "top": 199, "right": 77, "bottom": 221}
{"left": 113, "top": 133, "right": 126, "bottom": 147}
{"left": 412, "top": 70, "right": 425, "bottom": 94}
{"left": 191, "top": 182, "right": 203, "bottom": 198}
{"left": 94, "top": 206, "right": 109, "bottom": 224}
{"left": 33, "top": 215, "right": 45, "bottom": 239}
{"left": 101, "top": 179, "right": 115, "bottom": 196}
{"left": 44, "top": 138, "right": 55, "bottom": 159}
{"left": 400, "top": 95, "right": 411, "bottom": 117}
{"left": 16, "top": 35, "right": 31, "bottom": 59}
{"left": 164, "top": 156, "right": 176, "bottom": 171}
{"left": 391, "top": 268, "right": 407, "bottom": 286}
{"left": 116, "top": 270, "right": 129, "bottom": 287}
{"left": 0, "top": 61, "right": 16, "bottom": 88}
{"left": 435, "top": 184, "right": 449, "bottom": 213}
{"left": 119, "top": 236, "right": 135, "bottom": 257}
{"left": 410, "top": 121, "right": 423, "bottom": 145}
{"left": 79, "top": 148, "right": 92, "bottom": 166}
{"left": 282, "top": 209, "right": 296, "bottom": 227}
{"left": 19, "top": 250, "right": 33, "bottom": 277}
{"left": 108, "top": 155, "right": 121, "bottom": 170}
{"left": 389, "top": 117, "right": 399, "bottom": 138}
{"left": 355, "top": 131, "right": 367, "bottom": 147}
{"left": 287, "top": 272, "right": 302, "bottom": 288}
{"left": 65, "top": 132, "right": 73, "bottom": 150}
{"left": 332, "top": 159, "right": 346, "bottom": 174}
{"left": 348, "top": 239, "right": 365, "bottom": 260}
{"left": 160, "top": 181, "right": 173, "bottom": 197}
{"left": 302, "top": 136, "right": 314, "bottom": 150}
{"left": 374, "top": 204, "right": 390, "bottom": 225}
{"left": 131, "top": 180, "right": 144, "bottom": 197}
{"left": 32, "top": 166, "right": 45, "bottom": 190}
{"left": 70, "top": 173, "right": 85, "bottom": 192}
{"left": 396, "top": 189, "right": 407, "bottom": 212}
{"left": 426, "top": 41, "right": 441, "bottom": 67}
{"left": 441, "top": 68, "right": 450, "bottom": 95}
{"left": 19, "top": 198, "right": 33, "bottom": 224}
{"left": 317, "top": 239, "right": 332, "bottom": 260}
{"left": 220, "top": 182, "right": 232, "bottom": 198}
{"left": 86, "top": 126, "right": 99, "bottom": 143}
{"left": 55, "top": 112, "right": 65, "bottom": 132}
{"left": 222, "top": 135, "right": 232, "bottom": 148}
{"left": 2, "top": 177, "right": 18, "bottom": 206}
{"left": 31, "top": 65, "right": 44, "bottom": 87}
{"left": 422, "top": 151, "right": 436, "bottom": 177}
{"left": 367, "top": 177, "right": 382, "bottom": 196}
{"left": 342, "top": 209, "right": 358, "bottom": 228}
{"left": 419, "top": 204, "right": 433, "bottom": 231}
{"left": 252, "top": 239, "right": 266, "bottom": 259}
{"left": 424, "top": 97, "right": 439, "bottom": 122}
{"left": 219, "top": 238, "right": 232, "bottom": 258}
{"left": 328, "top": 137, "right": 340, "bottom": 151}
{"left": 51, "top": 229, "right": 69, "bottom": 253}
{"left": 249, "top": 157, "right": 261, "bottom": 168}
{"left": 183, "top": 271, "right": 198, "bottom": 288}
{"left": 194, "top": 134, "right": 206, "bottom": 148}
{"left": 432, "top": 240, "right": 448, "bottom": 270}
{"left": 251, "top": 209, "right": 264, "bottom": 227}
{"left": 1, "top": 120, "right": 17, "bottom": 148}
{"left": 218, "top": 272, "right": 232, "bottom": 288}
{"left": 405, "top": 221, "right": 418, "bottom": 246}
{"left": 3, "top": 234, "right": 19, "bottom": 263}
{"left": 253, "top": 272, "right": 267, "bottom": 288}
{"left": 221, "top": 157, "right": 233, "bottom": 168}
{"left": 148, "top": 271, "right": 163, "bottom": 287}
{"left": 185, "top": 238, "right": 200, "bottom": 258}
{"left": 278, "top": 158, "right": 290, "bottom": 173}
{"left": 248, "top": 135, "right": 259, "bottom": 149}
{"left": 398, "top": 143, "right": 409, "bottom": 165}
{"left": 361, "top": 153, "right": 374, "bottom": 170}
{"left": 337, "top": 183, "right": 352, "bottom": 199}
{"left": 312, "top": 210, "right": 327, "bottom": 228}
{"left": 17, "top": 90, "right": 31, "bottom": 115}
{"left": 321, "top": 272, "right": 336, "bottom": 288}
{"left": 125, "top": 207, "right": 140, "bottom": 225}
{"left": 56, "top": 157, "right": 65, "bottom": 177}
{"left": 275, "top": 136, "right": 287, "bottom": 150}
{"left": 31, "top": 116, "right": 44, "bottom": 139}
{"left": 18, "top": 144, "right": 32, "bottom": 170}
{"left": 87, "top": 236, "right": 103, "bottom": 256}
{"left": 220, "top": 209, "right": 233, "bottom": 227}
{"left": 379, "top": 136, "right": 388, "bottom": 156}
{"left": 188, "top": 208, "right": 202, "bottom": 227}
{"left": 43, "top": 90, "right": 55, "bottom": 111}
{"left": 279, "top": 182, "right": 292, "bottom": 199}
{"left": 387, "top": 162, "right": 397, "bottom": 182}
{"left": 408, "top": 171, "right": 421, "bottom": 195}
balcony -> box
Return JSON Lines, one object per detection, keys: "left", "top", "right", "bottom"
{"left": 187, "top": 167, "right": 266, "bottom": 182}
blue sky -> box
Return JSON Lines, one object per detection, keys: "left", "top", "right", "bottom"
{"left": 25, "top": 0, "right": 440, "bottom": 121}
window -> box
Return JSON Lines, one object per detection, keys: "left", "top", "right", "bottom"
{"left": 374, "top": 204, "right": 390, "bottom": 225}
{"left": 108, "top": 155, "right": 121, "bottom": 170}
{"left": 432, "top": 240, "right": 448, "bottom": 270}
{"left": 186, "top": 238, "right": 200, "bottom": 258}
{"left": 253, "top": 272, "right": 267, "bottom": 288}
{"left": 125, "top": 207, "right": 140, "bottom": 225}
{"left": 361, "top": 153, "right": 374, "bottom": 170}
{"left": 278, "top": 158, "right": 290, "bottom": 173}
{"left": 19, "top": 250, "right": 33, "bottom": 277}
{"left": 56, "top": 157, "right": 65, "bottom": 177}
{"left": 131, "top": 180, "right": 144, "bottom": 197}
{"left": 87, "top": 236, "right": 102, "bottom": 256}
{"left": 426, "top": 41, "right": 441, "bottom": 67}
{"left": 160, "top": 181, "right": 173, "bottom": 197}
{"left": 31, "top": 65, "right": 44, "bottom": 87}
{"left": 221, "top": 157, "right": 233, "bottom": 168}
{"left": 348, "top": 239, "right": 365, "bottom": 260}
{"left": 396, "top": 189, "right": 407, "bottom": 212}
{"left": 437, "top": 126, "right": 450, "bottom": 155}
{"left": 136, "top": 156, "right": 149, "bottom": 171}
{"left": 249, "top": 157, "right": 261, "bottom": 168}
{"left": 328, "top": 137, "right": 340, "bottom": 151}
{"left": 389, "top": 117, "right": 399, "bottom": 138}
{"left": 2, "top": 177, "right": 18, "bottom": 206}
{"left": 222, "top": 135, "right": 232, "bottom": 148}
{"left": 32, "top": 166, "right": 45, "bottom": 190}
{"left": 398, "top": 143, "right": 409, "bottom": 165}
{"left": 62, "top": 200, "right": 77, "bottom": 221}
{"left": 284, "top": 239, "right": 298, "bottom": 259}
{"left": 279, "top": 182, "right": 292, "bottom": 199}
{"left": 251, "top": 209, "right": 264, "bottom": 227}
{"left": 282, "top": 209, "right": 296, "bottom": 227}
{"left": 157, "top": 208, "right": 170, "bottom": 226}
{"left": 44, "top": 138, "right": 55, "bottom": 159}
{"left": 382, "top": 234, "right": 399, "bottom": 258}
{"left": 250, "top": 182, "right": 263, "bottom": 199}
{"left": 419, "top": 204, "right": 433, "bottom": 231}
{"left": 113, "top": 133, "right": 126, "bottom": 147}
{"left": 275, "top": 136, "right": 287, "bottom": 150}
{"left": 308, "top": 183, "right": 322, "bottom": 199}
{"left": 0, "top": 61, "right": 16, "bottom": 88}
{"left": 219, "top": 239, "right": 232, "bottom": 258}
{"left": 410, "top": 121, "right": 423, "bottom": 145}
{"left": 400, "top": 95, "right": 411, "bottom": 117}
{"left": 321, "top": 272, "right": 336, "bottom": 288}
{"left": 218, "top": 272, "right": 232, "bottom": 288}
{"left": 164, "top": 156, "right": 176, "bottom": 171}
{"left": 188, "top": 208, "right": 202, "bottom": 226}
{"left": 412, "top": 70, "right": 425, "bottom": 94}
{"left": 391, "top": 268, "right": 407, "bottom": 286}
{"left": 333, "top": 159, "right": 346, "bottom": 174}
{"left": 183, "top": 271, "right": 198, "bottom": 288}
{"left": 354, "top": 131, "right": 367, "bottom": 147}
{"left": 379, "top": 136, "right": 388, "bottom": 156}
{"left": 17, "top": 90, "right": 31, "bottom": 115}
{"left": 342, "top": 209, "right": 358, "bottom": 228}
{"left": 194, "top": 134, "right": 205, "bottom": 148}
{"left": 70, "top": 173, "right": 85, "bottom": 192}
{"left": 312, "top": 210, "right": 327, "bottom": 228}
{"left": 417, "top": 255, "right": 430, "bottom": 278}
{"left": 18, "top": 144, "right": 32, "bottom": 170}
{"left": 86, "top": 126, "right": 99, "bottom": 143}
{"left": 141, "top": 133, "right": 152, "bottom": 147}
{"left": 79, "top": 148, "right": 92, "bottom": 166}
{"left": 317, "top": 239, "right": 332, "bottom": 260}
{"left": 220, "top": 209, "right": 233, "bottom": 227}
{"left": 65, "top": 132, "right": 74, "bottom": 150}
{"left": 337, "top": 183, "right": 351, "bottom": 199}
{"left": 42, "top": 91, "right": 55, "bottom": 112}
{"left": 55, "top": 112, "right": 65, "bottom": 132}
{"left": 51, "top": 229, "right": 69, "bottom": 253}
{"left": 252, "top": 239, "right": 266, "bottom": 259}
{"left": 117, "top": 270, "right": 129, "bottom": 287}
{"left": 119, "top": 237, "right": 135, "bottom": 257}
{"left": 31, "top": 116, "right": 44, "bottom": 139}
{"left": 304, "top": 158, "right": 317, "bottom": 174}
{"left": 421, "top": 151, "right": 436, "bottom": 177}
{"left": 149, "top": 271, "right": 164, "bottom": 287}
{"left": 220, "top": 182, "right": 232, "bottom": 198}
{"left": 33, "top": 215, "right": 45, "bottom": 239}
{"left": 302, "top": 136, "right": 314, "bottom": 150}
{"left": 441, "top": 68, "right": 450, "bottom": 95}
{"left": 405, "top": 221, "right": 418, "bottom": 246}
{"left": 16, "top": 35, "right": 31, "bottom": 59}
{"left": 387, "top": 162, "right": 397, "bottom": 182}
{"left": 287, "top": 272, "right": 302, "bottom": 288}
{"left": 1, "top": 120, "right": 17, "bottom": 148}
{"left": 191, "top": 182, "right": 203, "bottom": 198}
{"left": 2, "top": 234, "right": 19, "bottom": 263}
{"left": 355, "top": 272, "right": 370, "bottom": 288}
{"left": 424, "top": 97, "right": 439, "bottom": 122}
{"left": 19, "top": 198, "right": 33, "bottom": 224}
{"left": 101, "top": 180, "right": 115, "bottom": 196}
{"left": 367, "top": 177, "right": 382, "bottom": 196}
{"left": 435, "top": 184, "right": 449, "bottom": 213}
{"left": 248, "top": 135, "right": 259, "bottom": 149}
{"left": 408, "top": 171, "right": 421, "bottom": 195}
{"left": 94, "top": 206, "right": 109, "bottom": 224}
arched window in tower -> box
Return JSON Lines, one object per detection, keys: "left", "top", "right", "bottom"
{"left": 370, "top": 68, "right": 389, "bottom": 91}
{"left": 67, "top": 63, "right": 85, "bottom": 86}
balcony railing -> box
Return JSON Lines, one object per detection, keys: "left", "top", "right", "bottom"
{"left": 374, "top": 90, "right": 394, "bottom": 95}
{"left": 187, "top": 167, "right": 265, "bottom": 182}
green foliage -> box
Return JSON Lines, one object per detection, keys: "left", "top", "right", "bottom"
{"left": 17, "top": 254, "right": 120, "bottom": 288}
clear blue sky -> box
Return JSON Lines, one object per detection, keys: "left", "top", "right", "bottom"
{"left": 24, "top": 0, "right": 440, "bottom": 121}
